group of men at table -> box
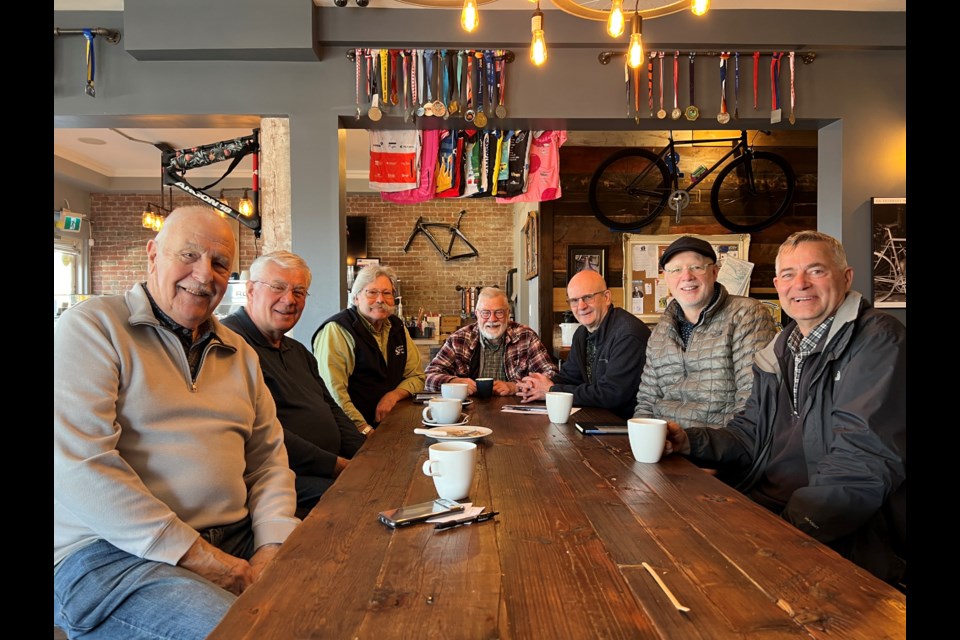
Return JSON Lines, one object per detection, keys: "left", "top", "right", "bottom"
{"left": 54, "top": 206, "right": 906, "bottom": 639}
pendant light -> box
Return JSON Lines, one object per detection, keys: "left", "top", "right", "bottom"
{"left": 461, "top": 0, "right": 479, "bottom": 33}
{"left": 627, "top": 12, "right": 643, "bottom": 69}
{"left": 691, "top": 0, "right": 709, "bottom": 17}
{"left": 530, "top": 2, "right": 547, "bottom": 67}
{"left": 607, "top": 0, "right": 625, "bottom": 38}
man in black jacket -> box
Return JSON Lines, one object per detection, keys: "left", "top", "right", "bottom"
{"left": 222, "top": 251, "right": 365, "bottom": 517}
{"left": 665, "top": 231, "right": 906, "bottom": 586}
{"left": 518, "top": 269, "right": 651, "bottom": 419}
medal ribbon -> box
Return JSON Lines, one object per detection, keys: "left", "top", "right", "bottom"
{"left": 719, "top": 52, "right": 730, "bottom": 115}
{"left": 379, "top": 49, "right": 389, "bottom": 103}
{"left": 476, "top": 51, "right": 485, "bottom": 112}
{"left": 647, "top": 53, "right": 654, "bottom": 116}
{"left": 355, "top": 48, "right": 362, "bottom": 116}
{"left": 753, "top": 51, "right": 761, "bottom": 110}
{"left": 456, "top": 50, "right": 464, "bottom": 106}
{"left": 658, "top": 51, "right": 664, "bottom": 114}
{"left": 673, "top": 51, "right": 680, "bottom": 112}
{"left": 83, "top": 29, "right": 96, "bottom": 97}
{"left": 770, "top": 51, "right": 783, "bottom": 110}
{"left": 466, "top": 52, "right": 474, "bottom": 110}
{"left": 484, "top": 50, "right": 496, "bottom": 112}
{"left": 496, "top": 50, "right": 507, "bottom": 109}
{"left": 412, "top": 49, "right": 419, "bottom": 109}
{"left": 440, "top": 49, "right": 449, "bottom": 107}
{"left": 401, "top": 50, "right": 410, "bottom": 114}
{"left": 734, "top": 51, "right": 740, "bottom": 119}
{"left": 370, "top": 50, "right": 379, "bottom": 103}
{"left": 789, "top": 51, "right": 796, "bottom": 119}
{"left": 689, "top": 52, "right": 696, "bottom": 108}
{"left": 625, "top": 57, "right": 631, "bottom": 117}
{"left": 423, "top": 49, "right": 435, "bottom": 102}
{"left": 389, "top": 50, "right": 399, "bottom": 104}
{"left": 633, "top": 63, "right": 640, "bottom": 116}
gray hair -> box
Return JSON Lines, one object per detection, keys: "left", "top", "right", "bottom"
{"left": 249, "top": 251, "right": 312, "bottom": 288}
{"left": 476, "top": 287, "right": 508, "bottom": 308}
{"left": 775, "top": 230, "right": 849, "bottom": 272}
{"left": 350, "top": 263, "right": 399, "bottom": 308}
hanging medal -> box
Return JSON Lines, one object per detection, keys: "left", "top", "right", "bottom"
{"left": 717, "top": 52, "right": 731, "bottom": 124}
{"left": 633, "top": 61, "right": 641, "bottom": 124}
{"left": 484, "top": 50, "right": 497, "bottom": 119}
{"left": 770, "top": 51, "right": 783, "bottom": 124}
{"left": 733, "top": 51, "right": 740, "bottom": 120}
{"left": 380, "top": 49, "right": 389, "bottom": 112}
{"left": 415, "top": 49, "right": 425, "bottom": 117}
{"left": 464, "top": 52, "right": 476, "bottom": 123}
{"left": 685, "top": 52, "right": 700, "bottom": 121}
{"left": 656, "top": 52, "right": 666, "bottom": 119}
{"left": 354, "top": 48, "right": 362, "bottom": 120}
{"left": 495, "top": 51, "right": 508, "bottom": 118}
{"left": 671, "top": 51, "right": 682, "bottom": 120}
{"left": 83, "top": 29, "right": 96, "bottom": 97}
{"left": 788, "top": 51, "right": 797, "bottom": 125}
{"left": 753, "top": 51, "right": 761, "bottom": 111}
{"left": 433, "top": 50, "right": 447, "bottom": 118}
{"left": 401, "top": 50, "right": 411, "bottom": 122}
{"left": 368, "top": 49, "right": 382, "bottom": 121}
{"left": 625, "top": 57, "right": 631, "bottom": 118}
{"left": 389, "top": 50, "right": 400, "bottom": 106}
{"left": 474, "top": 51, "right": 488, "bottom": 128}
{"left": 647, "top": 53, "right": 655, "bottom": 118}
{"left": 449, "top": 51, "right": 462, "bottom": 115}
{"left": 422, "top": 49, "right": 436, "bottom": 116}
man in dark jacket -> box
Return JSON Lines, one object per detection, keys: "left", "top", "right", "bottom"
{"left": 222, "top": 251, "right": 365, "bottom": 516}
{"left": 518, "top": 269, "right": 651, "bottom": 419}
{"left": 665, "top": 231, "right": 906, "bottom": 586}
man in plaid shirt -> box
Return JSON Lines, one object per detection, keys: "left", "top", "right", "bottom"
{"left": 425, "top": 288, "right": 558, "bottom": 396}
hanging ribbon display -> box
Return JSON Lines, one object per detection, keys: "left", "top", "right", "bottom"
{"left": 83, "top": 29, "right": 96, "bottom": 97}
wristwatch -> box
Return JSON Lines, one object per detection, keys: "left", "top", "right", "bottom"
{"left": 360, "top": 425, "right": 374, "bottom": 436}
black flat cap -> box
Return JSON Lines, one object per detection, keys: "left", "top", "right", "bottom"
{"left": 659, "top": 236, "right": 717, "bottom": 270}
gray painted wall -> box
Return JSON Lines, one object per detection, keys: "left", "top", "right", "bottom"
{"left": 53, "top": 7, "right": 906, "bottom": 340}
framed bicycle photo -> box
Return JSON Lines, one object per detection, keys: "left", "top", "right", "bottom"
{"left": 871, "top": 197, "right": 906, "bottom": 309}
{"left": 622, "top": 233, "right": 751, "bottom": 323}
{"left": 523, "top": 210, "right": 539, "bottom": 280}
{"left": 567, "top": 245, "right": 608, "bottom": 282}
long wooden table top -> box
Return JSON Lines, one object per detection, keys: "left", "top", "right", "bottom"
{"left": 209, "top": 395, "right": 906, "bottom": 639}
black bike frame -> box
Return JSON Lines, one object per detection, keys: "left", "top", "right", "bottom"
{"left": 161, "top": 129, "right": 261, "bottom": 235}
{"left": 403, "top": 210, "right": 479, "bottom": 261}
{"left": 639, "top": 130, "right": 752, "bottom": 194}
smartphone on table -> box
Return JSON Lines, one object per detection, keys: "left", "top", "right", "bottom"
{"left": 378, "top": 498, "right": 465, "bottom": 528}
{"left": 574, "top": 421, "right": 629, "bottom": 435}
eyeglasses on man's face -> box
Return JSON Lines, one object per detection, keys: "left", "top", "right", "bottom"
{"left": 477, "top": 309, "right": 508, "bottom": 320}
{"left": 253, "top": 280, "right": 309, "bottom": 300}
{"left": 361, "top": 288, "right": 396, "bottom": 301}
{"left": 663, "top": 263, "right": 714, "bottom": 276}
{"left": 566, "top": 290, "right": 608, "bottom": 307}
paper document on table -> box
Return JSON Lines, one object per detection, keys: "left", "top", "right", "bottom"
{"left": 427, "top": 504, "right": 483, "bottom": 523}
{"left": 716, "top": 255, "right": 754, "bottom": 297}
{"left": 501, "top": 405, "right": 581, "bottom": 415}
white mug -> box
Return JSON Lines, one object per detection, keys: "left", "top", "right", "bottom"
{"left": 422, "top": 441, "right": 478, "bottom": 501}
{"left": 441, "top": 383, "right": 469, "bottom": 401}
{"left": 545, "top": 391, "right": 574, "bottom": 423}
{"left": 627, "top": 418, "right": 668, "bottom": 463}
{"left": 422, "top": 398, "right": 461, "bottom": 424}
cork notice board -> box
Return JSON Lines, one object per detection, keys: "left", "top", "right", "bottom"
{"left": 622, "top": 233, "right": 751, "bottom": 323}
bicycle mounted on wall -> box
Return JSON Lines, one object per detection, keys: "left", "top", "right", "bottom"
{"left": 588, "top": 130, "right": 795, "bottom": 233}
{"left": 161, "top": 129, "right": 262, "bottom": 237}
{"left": 403, "top": 209, "right": 479, "bottom": 260}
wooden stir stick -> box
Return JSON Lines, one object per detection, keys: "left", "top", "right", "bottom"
{"left": 642, "top": 562, "right": 691, "bottom": 613}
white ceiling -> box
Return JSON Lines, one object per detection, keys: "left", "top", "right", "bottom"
{"left": 54, "top": 1, "right": 904, "bottom": 190}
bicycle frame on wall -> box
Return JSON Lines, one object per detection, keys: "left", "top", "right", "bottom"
{"left": 870, "top": 197, "right": 906, "bottom": 309}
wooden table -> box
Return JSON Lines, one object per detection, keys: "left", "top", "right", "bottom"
{"left": 209, "top": 396, "right": 906, "bottom": 639}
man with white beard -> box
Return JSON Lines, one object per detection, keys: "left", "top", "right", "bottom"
{"left": 425, "top": 287, "right": 557, "bottom": 396}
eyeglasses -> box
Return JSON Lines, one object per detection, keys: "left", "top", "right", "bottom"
{"left": 477, "top": 309, "right": 508, "bottom": 320}
{"left": 663, "top": 263, "right": 714, "bottom": 276}
{"left": 253, "top": 280, "right": 310, "bottom": 300}
{"left": 566, "top": 290, "right": 608, "bottom": 306}
{"left": 361, "top": 289, "right": 396, "bottom": 301}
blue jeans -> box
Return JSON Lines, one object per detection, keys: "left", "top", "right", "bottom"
{"left": 53, "top": 538, "right": 238, "bottom": 639}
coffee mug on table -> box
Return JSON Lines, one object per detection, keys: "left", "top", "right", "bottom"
{"left": 475, "top": 378, "right": 494, "bottom": 398}
{"left": 627, "top": 418, "right": 668, "bottom": 463}
{"left": 441, "top": 383, "right": 469, "bottom": 401}
{"left": 545, "top": 391, "right": 574, "bottom": 423}
{"left": 422, "top": 398, "right": 462, "bottom": 424}
{"left": 422, "top": 441, "right": 478, "bottom": 501}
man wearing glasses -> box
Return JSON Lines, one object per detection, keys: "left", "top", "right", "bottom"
{"left": 313, "top": 264, "right": 425, "bottom": 435}
{"left": 634, "top": 236, "right": 776, "bottom": 430}
{"left": 518, "top": 269, "right": 651, "bottom": 419}
{"left": 222, "top": 252, "right": 365, "bottom": 517}
{"left": 425, "top": 287, "right": 558, "bottom": 396}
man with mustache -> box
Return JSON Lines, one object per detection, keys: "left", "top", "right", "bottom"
{"left": 313, "top": 264, "right": 425, "bottom": 435}
{"left": 54, "top": 207, "right": 299, "bottom": 639}
{"left": 222, "top": 251, "right": 365, "bottom": 517}
{"left": 425, "top": 287, "right": 557, "bottom": 396}
{"left": 518, "top": 269, "right": 651, "bottom": 419}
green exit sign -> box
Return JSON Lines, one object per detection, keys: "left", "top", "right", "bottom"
{"left": 62, "top": 216, "right": 82, "bottom": 232}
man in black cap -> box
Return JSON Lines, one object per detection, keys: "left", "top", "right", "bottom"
{"left": 634, "top": 236, "right": 776, "bottom": 430}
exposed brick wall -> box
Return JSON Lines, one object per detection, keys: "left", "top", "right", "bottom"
{"left": 347, "top": 195, "right": 516, "bottom": 319}
{"left": 88, "top": 193, "right": 261, "bottom": 295}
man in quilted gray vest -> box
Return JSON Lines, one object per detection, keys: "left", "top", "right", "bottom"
{"left": 633, "top": 236, "right": 776, "bottom": 429}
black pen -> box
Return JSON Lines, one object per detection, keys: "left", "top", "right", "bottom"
{"left": 434, "top": 511, "right": 500, "bottom": 531}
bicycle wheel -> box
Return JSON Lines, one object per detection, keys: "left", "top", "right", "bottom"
{"left": 872, "top": 251, "right": 897, "bottom": 302}
{"left": 589, "top": 148, "right": 671, "bottom": 231}
{"left": 711, "top": 151, "right": 795, "bottom": 233}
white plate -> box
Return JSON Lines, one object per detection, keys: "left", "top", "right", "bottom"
{"left": 418, "top": 426, "right": 492, "bottom": 443}
{"left": 422, "top": 414, "right": 470, "bottom": 428}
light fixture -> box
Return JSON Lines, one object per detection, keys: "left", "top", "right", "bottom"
{"left": 142, "top": 179, "right": 172, "bottom": 231}
{"left": 531, "top": 2, "right": 547, "bottom": 67}
{"left": 461, "top": 0, "right": 479, "bottom": 33}
{"left": 607, "top": 0, "right": 625, "bottom": 38}
{"left": 691, "top": 0, "right": 709, "bottom": 17}
{"left": 238, "top": 189, "right": 254, "bottom": 218}
{"left": 627, "top": 12, "right": 643, "bottom": 69}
